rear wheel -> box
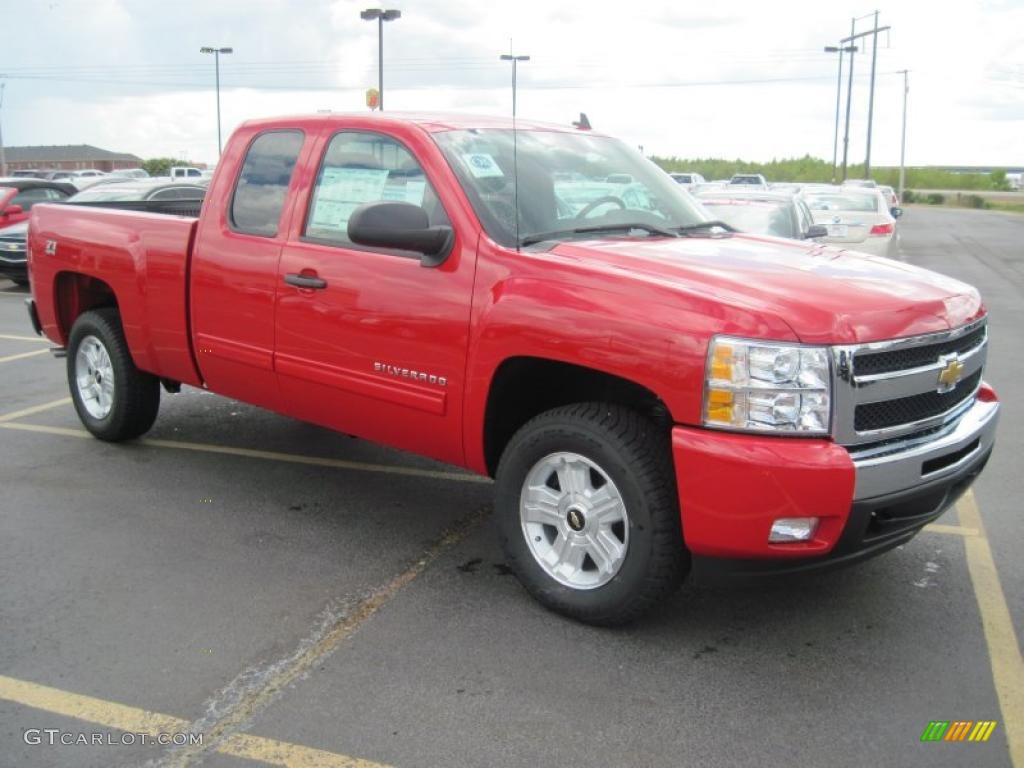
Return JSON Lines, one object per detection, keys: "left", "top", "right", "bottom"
{"left": 495, "top": 403, "right": 688, "bottom": 626}
{"left": 67, "top": 308, "right": 160, "bottom": 441}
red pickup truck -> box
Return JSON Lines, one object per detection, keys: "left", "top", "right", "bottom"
{"left": 26, "top": 114, "right": 1000, "bottom": 624}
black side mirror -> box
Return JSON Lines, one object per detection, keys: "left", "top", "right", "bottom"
{"left": 347, "top": 201, "right": 454, "bottom": 267}
{"left": 805, "top": 224, "right": 829, "bottom": 239}
{"left": 891, "top": 207, "right": 903, "bottom": 219}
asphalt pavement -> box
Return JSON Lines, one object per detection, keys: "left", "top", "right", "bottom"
{"left": 0, "top": 205, "right": 1020, "bottom": 768}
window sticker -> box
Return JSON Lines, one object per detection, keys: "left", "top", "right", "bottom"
{"left": 381, "top": 180, "right": 427, "bottom": 206}
{"left": 309, "top": 167, "right": 389, "bottom": 231}
{"left": 461, "top": 153, "right": 504, "bottom": 179}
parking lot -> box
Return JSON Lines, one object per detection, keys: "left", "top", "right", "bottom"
{"left": 0, "top": 205, "right": 1020, "bottom": 767}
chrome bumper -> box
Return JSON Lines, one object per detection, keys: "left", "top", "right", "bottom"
{"left": 849, "top": 397, "right": 1000, "bottom": 500}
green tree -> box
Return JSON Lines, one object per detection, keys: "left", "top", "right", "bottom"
{"left": 141, "top": 157, "right": 176, "bottom": 177}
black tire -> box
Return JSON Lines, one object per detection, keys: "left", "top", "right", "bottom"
{"left": 495, "top": 403, "right": 688, "bottom": 626}
{"left": 67, "top": 308, "right": 160, "bottom": 441}
{"left": 11, "top": 277, "right": 30, "bottom": 287}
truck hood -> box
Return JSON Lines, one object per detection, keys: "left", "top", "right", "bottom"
{"left": 550, "top": 234, "right": 983, "bottom": 344}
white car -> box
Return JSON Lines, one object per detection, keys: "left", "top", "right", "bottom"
{"left": 669, "top": 172, "right": 706, "bottom": 186}
{"left": 801, "top": 188, "right": 900, "bottom": 257}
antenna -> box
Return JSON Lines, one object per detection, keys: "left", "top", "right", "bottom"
{"left": 500, "top": 45, "right": 530, "bottom": 251}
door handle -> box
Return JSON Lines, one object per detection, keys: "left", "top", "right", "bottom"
{"left": 284, "top": 273, "right": 327, "bottom": 290}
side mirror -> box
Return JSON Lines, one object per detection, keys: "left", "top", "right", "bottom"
{"left": 890, "top": 207, "right": 903, "bottom": 219}
{"left": 347, "top": 201, "right": 454, "bottom": 267}
{"left": 805, "top": 224, "right": 829, "bottom": 239}
{"left": 2, "top": 204, "right": 24, "bottom": 218}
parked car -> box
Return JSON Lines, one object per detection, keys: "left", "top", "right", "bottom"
{"left": 842, "top": 179, "right": 878, "bottom": 189}
{"left": 27, "top": 113, "right": 998, "bottom": 626}
{"left": 11, "top": 169, "right": 46, "bottom": 178}
{"left": 729, "top": 173, "right": 768, "bottom": 188}
{"left": 0, "top": 178, "right": 76, "bottom": 226}
{"left": 170, "top": 166, "right": 205, "bottom": 180}
{"left": 0, "top": 219, "right": 29, "bottom": 286}
{"left": 801, "top": 188, "right": 901, "bottom": 256}
{"left": 66, "top": 178, "right": 208, "bottom": 202}
{"left": 669, "top": 172, "right": 706, "bottom": 186}
{"left": 879, "top": 185, "right": 900, "bottom": 215}
{"left": 695, "top": 189, "right": 827, "bottom": 241}
{"left": 110, "top": 168, "right": 151, "bottom": 179}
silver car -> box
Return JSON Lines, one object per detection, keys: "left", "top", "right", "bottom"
{"left": 694, "top": 189, "right": 827, "bottom": 242}
{"left": 801, "top": 187, "right": 901, "bottom": 257}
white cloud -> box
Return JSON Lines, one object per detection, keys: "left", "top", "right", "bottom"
{"left": 1, "top": 0, "right": 1021, "bottom": 167}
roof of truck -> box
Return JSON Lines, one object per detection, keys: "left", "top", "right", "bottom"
{"left": 239, "top": 112, "right": 604, "bottom": 136}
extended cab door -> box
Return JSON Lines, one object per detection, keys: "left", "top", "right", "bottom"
{"left": 273, "top": 127, "right": 476, "bottom": 466}
{"left": 190, "top": 128, "right": 308, "bottom": 410}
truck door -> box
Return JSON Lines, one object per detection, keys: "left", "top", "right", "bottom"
{"left": 190, "top": 128, "right": 306, "bottom": 410}
{"left": 274, "top": 129, "right": 475, "bottom": 466}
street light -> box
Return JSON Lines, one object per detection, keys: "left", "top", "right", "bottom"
{"left": 360, "top": 8, "right": 401, "bottom": 111}
{"left": 499, "top": 53, "right": 530, "bottom": 117}
{"left": 824, "top": 44, "right": 857, "bottom": 182}
{"left": 200, "top": 46, "right": 233, "bottom": 157}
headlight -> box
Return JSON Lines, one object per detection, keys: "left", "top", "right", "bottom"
{"left": 704, "top": 336, "right": 831, "bottom": 434}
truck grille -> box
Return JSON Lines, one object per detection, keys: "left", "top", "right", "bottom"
{"left": 854, "top": 326, "right": 986, "bottom": 376}
{"left": 854, "top": 369, "right": 982, "bottom": 431}
{"left": 832, "top": 319, "right": 988, "bottom": 445}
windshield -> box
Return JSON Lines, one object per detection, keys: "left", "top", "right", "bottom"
{"left": 433, "top": 129, "right": 709, "bottom": 247}
{"left": 699, "top": 199, "right": 794, "bottom": 238}
{"left": 803, "top": 192, "right": 881, "bottom": 213}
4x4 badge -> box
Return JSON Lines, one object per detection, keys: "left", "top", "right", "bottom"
{"left": 937, "top": 354, "right": 965, "bottom": 393}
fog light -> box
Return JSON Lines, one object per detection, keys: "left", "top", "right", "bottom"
{"left": 769, "top": 517, "right": 819, "bottom": 543}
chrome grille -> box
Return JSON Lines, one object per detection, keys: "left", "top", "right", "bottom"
{"left": 832, "top": 319, "right": 987, "bottom": 446}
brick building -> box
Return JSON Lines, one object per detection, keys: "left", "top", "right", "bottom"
{"left": 3, "top": 145, "right": 142, "bottom": 172}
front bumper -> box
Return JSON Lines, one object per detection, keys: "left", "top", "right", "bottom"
{"left": 672, "top": 385, "right": 999, "bottom": 573}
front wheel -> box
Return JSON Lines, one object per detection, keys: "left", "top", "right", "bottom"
{"left": 67, "top": 308, "right": 160, "bottom": 441}
{"left": 495, "top": 403, "right": 688, "bottom": 626}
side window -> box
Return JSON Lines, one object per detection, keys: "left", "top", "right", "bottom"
{"left": 12, "top": 188, "right": 54, "bottom": 210}
{"left": 230, "top": 130, "right": 304, "bottom": 237}
{"left": 188, "top": 169, "right": 201, "bottom": 177}
{"left": 304, "top": 131, "right": 449, "bottom": 247}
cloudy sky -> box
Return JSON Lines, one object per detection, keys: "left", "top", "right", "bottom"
{"left": 1, "top": 0, "right": 1021, "bottom": 167}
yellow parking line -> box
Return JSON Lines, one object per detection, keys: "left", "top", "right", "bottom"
{"left": 0, "top": 333, "right": 49, "bottom": 343}
{"left": 0, "top": 674, "right": 389, "bottom": 767}
{"left": 0, "top": 397, "right": 71, "bottom": 423}
{"left": 922, "top": 523, "right": 979, "bottom": 537}
{"left": 0, "top": 420, "right": 491, "bottom": 484}
{"left": 0, "top": 348, "right": 48, "bottom": 363}
{"left": 957, "top": 490, "right": 1024, "bottom": 766}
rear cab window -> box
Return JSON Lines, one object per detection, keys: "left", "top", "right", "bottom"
{"left": 230, "top": 130, "right": 305, "bottom": 237}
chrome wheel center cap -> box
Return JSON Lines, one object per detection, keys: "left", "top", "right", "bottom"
{"left": 566, "top": 506, "right": 586, "bottom": 532}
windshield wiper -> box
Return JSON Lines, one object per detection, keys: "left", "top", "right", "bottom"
{"left": 519, "top": 222, "right": 679, "bottom": 247}
{"left": 674, "top": 220, "right": 737, "bottom": 235}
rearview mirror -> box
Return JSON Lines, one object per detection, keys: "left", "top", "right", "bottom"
{"left": 347, "top": 201, "right": 454, "bottom": 267}
{"left": 2, "top": 204, "right": 24, "bottom": 218}
{"left": 890, "top": 207, "right": 903, "bottom": 219}
{"left": 805, "top": 224, "right": 829, "bottom": 239}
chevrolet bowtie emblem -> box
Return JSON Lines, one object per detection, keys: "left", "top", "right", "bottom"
{"left": 937, "top": 355, "right": 965, "bottom": 393}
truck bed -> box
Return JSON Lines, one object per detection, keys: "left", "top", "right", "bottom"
{"left": 28, "top": 204, "right": 203, "bottom": 387}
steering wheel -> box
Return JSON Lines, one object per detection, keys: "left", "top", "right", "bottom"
{"left": 576, "top": 195, "right": 626, "bottom": 219}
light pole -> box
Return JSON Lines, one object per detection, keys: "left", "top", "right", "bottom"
{"left": 824, "top": 45, "right": 856, "bottom": 182}
{"left": 360, "top": 8, "right": 401, "bottom": 111}
{"left": 499, "top": 53, "right": 530, "bottom": 117}
{"left": 200, "top": 46, "right": 233, "bottom": 157}
{"left": 838, "top": 14, "right": 891, "bottom": 180}
{"left": 899, "top": 70, "right": 909, "bottom": 201}
{"left": 0, "top": 80, "right": 7, "bottom": 178}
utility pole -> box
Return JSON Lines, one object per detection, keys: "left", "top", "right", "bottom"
{"left": 824, "top": 45, "right": 856, "bottom": 182}
{"left": 864, "top": 10, "right": 880, "bottom": 178}
{"left": 899, "top": 70, "right": 909, "bottom": 200}
{"left": 0, "top": 80, "right": 6, "bottom": 178}
{"left": 839, "top": 16, "right": 891, "bottom": 182}
{"left": 841, "top": 19, "right": 856, "bottom": 182}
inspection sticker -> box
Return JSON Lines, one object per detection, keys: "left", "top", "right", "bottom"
{"left": 462, "top": 153, "right": 504, "bottom": 179}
